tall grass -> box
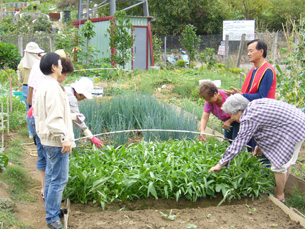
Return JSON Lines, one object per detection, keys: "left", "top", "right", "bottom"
{"left": 134, "top": 68, "right": 240, "bottom": 99}
{"left": 77, "top": 93, "right": 198, "bottom": 144}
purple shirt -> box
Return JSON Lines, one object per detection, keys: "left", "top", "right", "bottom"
{"left": 203, "top": 90, "right": 231, "bottom": 121}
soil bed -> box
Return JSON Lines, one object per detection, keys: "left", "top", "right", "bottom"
{"left": 69, "top": 195, "right": 303, "bottom": 229}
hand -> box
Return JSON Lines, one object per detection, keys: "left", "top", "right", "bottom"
{"left": 253, "top": 146, "right": 262, "bottom": 158}
{"left": 76, "top": 114, "right": 85, "bottom": 124}
{"left": 61, "top": 141, "right": 72, "bottom": 154}
{"left": 230, "top": 86, "right": 241, "bottom": 94}
{"left": 199, "top": 133, "right": 206, "bottom": 142}
{"left": 91, "top": 137, "right": 103, "bottom": 148}
{"left": 222, "top": 120, "right": 231, "bottom": 130}
{"left": 27, "top": 107, "right": 33, "bottom": 118}
{"left": 209, "top": 164, "right": 222, "bottom": 172}
{"left": 223, "top": 89, "right": 234, "bottom": 96}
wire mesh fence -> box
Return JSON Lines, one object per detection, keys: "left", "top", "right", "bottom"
{"left": 0, "top": 34, "right": 55, "bottom": 54}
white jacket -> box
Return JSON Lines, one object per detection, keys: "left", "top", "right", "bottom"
{"left": 33, "top": 75, "right": 75, "bottom": 147}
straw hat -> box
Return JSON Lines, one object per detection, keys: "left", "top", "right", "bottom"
{"left": 24, "top": 42, "right": 44, "bottom": 54}
{"left": 55, "top": 49, "right": 66, "bottom": 58}
{"left": 71, "top": 78, "right": 94, "bottom": 99}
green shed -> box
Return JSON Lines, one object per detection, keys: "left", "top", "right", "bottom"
{"left": 73, "top": 15, "right": 155, "bottom": 70}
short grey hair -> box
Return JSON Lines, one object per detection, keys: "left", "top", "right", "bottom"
{"left": 222, "top": 94, "right": 249, "bottom": 114}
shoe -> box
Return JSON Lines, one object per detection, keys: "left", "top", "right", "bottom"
{"left": 29, "top": 135, "right": 34, "bottom": 139}
{"left": 280, "top": 194, "right": 286, "bottom": 205}
{"left": 47, "top": 220, "right": 63, "bottom": 229}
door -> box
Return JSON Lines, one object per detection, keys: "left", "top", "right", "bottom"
{"left": 133, "top": 27, "right": 147, "bottom": 70}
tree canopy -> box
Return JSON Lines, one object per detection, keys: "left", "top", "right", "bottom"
{"left": 103, "top": 0, "right": 305, "bottom": 36}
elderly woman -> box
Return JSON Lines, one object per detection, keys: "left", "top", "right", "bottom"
{"left": 198, "top": 81, "right": 238, "bottom": 142}
{"left": 209, "top": 94, "right": 305, "bottom": 204}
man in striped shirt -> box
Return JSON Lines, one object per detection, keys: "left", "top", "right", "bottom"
{"left": 209, "top": 94, "right": 305, "bottom": 204}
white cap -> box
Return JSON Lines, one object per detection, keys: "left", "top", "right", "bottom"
{"left": 24, "top": 42, "right": 44, "bottom": 53}
{"left": 71, "top": 78, "right": 94, "bottom": 99}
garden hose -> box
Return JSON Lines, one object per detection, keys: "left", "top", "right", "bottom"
{"left": 74, "top": 68, "right": 130, "bottom": 72}
{"left": 74, "top": 128, "right": 253, "bottom": 150}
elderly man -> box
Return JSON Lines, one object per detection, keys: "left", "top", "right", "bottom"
{"left": 226, "top": 39, "right": 276, "bottom": 100}
{"left": 209, "top": 94, "right": 305, "bottom": 204}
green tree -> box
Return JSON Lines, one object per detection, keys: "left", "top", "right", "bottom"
{"left": 0, "top": 42, "right": 22, "bottom": 70}
{"left": 265, "top": 0, "right": 305, "bottom": 31}
{"left": 81, "top": 20, "right": 96, "bottom": 64}
{"left": 54, "top": 26, "right": 85, "bottom": 60}
{"left": 179, "top": 24, "right": 201, "bottom": 64}
{"left": 152, "top": 35, "right": 163, "bottom": 62}
{"left": 147, "top": 0, "right": 233, "bottom": 35}
{"left": 223, "top": 0, "right": 268, "bottom": 20}
{"left": 107, "top": 10, "right": 134, "bottom": 69}
{"left": 33, "top": 16, "right": 53, "bottom": 33}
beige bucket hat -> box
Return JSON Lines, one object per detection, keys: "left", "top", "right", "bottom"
{"left": 24, "top": 42, "right": 44, "bottom": 53}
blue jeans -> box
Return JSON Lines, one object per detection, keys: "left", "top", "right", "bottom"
{"left": 23, "top": 85, "right": 35, "bottom": 137}
{"left": 43, "top": 146, "right": 69, "bottom": 224}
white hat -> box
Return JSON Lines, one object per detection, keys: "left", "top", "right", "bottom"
{"left": 24, "top": 42, "right": 44, "bottom": 53}
{"left": 71, "top": 78, "right": 94, "bottom": 99}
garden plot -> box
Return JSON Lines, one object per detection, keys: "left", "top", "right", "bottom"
{"left": 67, "top": 93, "right": 304, "bottom": 228}
{"left": 68, "top": 196, "right": 303, "bottom": 228}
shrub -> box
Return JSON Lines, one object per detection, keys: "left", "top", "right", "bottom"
{"left": 0, "top": 43, "right": 22, "bottom": 70}
{"left": 229, "top": 67, "right": 242, "bottom": 74}
{"left": 176, "top": 59, "right": 187, "bottom": 67}
{"left": 198, "top": 48, "right": 216, "bottom": 69}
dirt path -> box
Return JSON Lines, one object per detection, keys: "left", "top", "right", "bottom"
{"left": 9, "top": 132, "right": 48, "bottom": 229}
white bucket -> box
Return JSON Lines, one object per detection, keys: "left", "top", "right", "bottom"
{"left": 199, "top": 79, "right": 221, "bottom": 88}
{"left": 92, "top": 86, "right": 104, "bottom": 97}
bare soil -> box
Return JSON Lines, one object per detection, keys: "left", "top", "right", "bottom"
{"left": 4, "top": 131, "right": 305, "bottom": 229}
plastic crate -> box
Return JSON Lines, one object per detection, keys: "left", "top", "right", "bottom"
{"left": 13, "top": 91, "right": 24, "bottom": 101}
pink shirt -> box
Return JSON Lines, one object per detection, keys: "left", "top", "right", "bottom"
{"left": 203, "top": 89, "right": 231, "bottom": 121}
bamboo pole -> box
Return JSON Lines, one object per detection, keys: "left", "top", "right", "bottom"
{"left": 10, "top": 73, "right": 12, "bottom": 112}
{"left": 6, "top": 95, "right": 9, "bottom": 133}
{"left": 1, "top": 101, "right": 3, "bottom": 148}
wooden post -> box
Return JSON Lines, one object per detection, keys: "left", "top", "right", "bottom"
{"left": 272, "top": 32, "right": 278, "bottom": 64}
{"left": 49, "top": 36, "right": 53, "bottom": 52}
{"left": 236, "top": 34, "right": 246, "bottom": 68}
{"left": 224, "top": 35, "right": 229, "bottom": 68}
{"left": 18, "top": 35, "right": 23, "bottom": 56}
